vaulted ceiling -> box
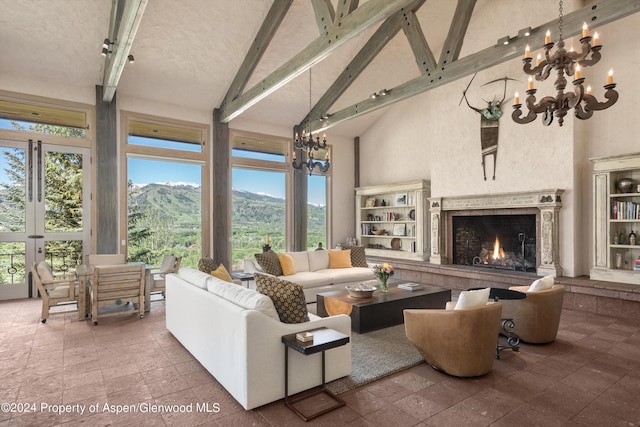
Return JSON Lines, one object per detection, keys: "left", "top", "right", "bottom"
{"left": 1, "top": 0, "right": 638, "bottom": 138}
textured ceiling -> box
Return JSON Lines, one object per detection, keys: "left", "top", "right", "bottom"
{"left": 0, "top": 0, "right": 566, "bottom": 137}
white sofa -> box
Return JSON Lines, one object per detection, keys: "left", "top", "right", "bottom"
{"left": 165, "top": 267, "right": 352, "bottom": 410}
{"left": 244, "top": 250, "right": 375, "bottom": 302}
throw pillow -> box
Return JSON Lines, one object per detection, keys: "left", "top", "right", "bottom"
{"left": 454, "top": 287, "right": 490, "bottom": 310}
{"left": 198, "top": 257, "right": 217, "bottom": 274}
{"left": 254, "top": 272, "right": 309, "bottom": 323}
{"left": 277, "top": 253, "right": 297, "bottom": 276}
{"left": 254, "top": 250, "right": 283, "bottom": 276}
{"left": 308, "top": 250, "right": 330, "bottom": 271}
{"left": 285, "top": 251, "right": 310, "bottom": 272}
{"left": 210, "top": 263, "right": 233, "bottom": 283}
{"left": 158, "top": 255, "right": 177, "bottom": 274}
{"left": 341, "top": 245, "right": 368, "bottom": 267}
{"left": 328, "top": 249, "right": 352, "bottom": 269}
{"left": 529, "top": 274, "right": 554, "bottom": 292}
{"left": 36, "top": 261, "right": 55, "bottom": 283}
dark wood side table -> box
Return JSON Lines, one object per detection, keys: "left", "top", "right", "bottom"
{"left": 230, "top": 272, "right": 254, "bottom": 288}
{"left": 281, "top": 327, "right": 349, "bottom": 421}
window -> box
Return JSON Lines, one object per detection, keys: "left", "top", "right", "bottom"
{"left": 230, "top": 130, "right": 332, "bottom": 268}
{"left": 123, "top": 113, "right": 209, "bottom": 269}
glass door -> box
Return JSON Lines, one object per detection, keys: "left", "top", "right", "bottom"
{"left": 0, "top": 138, "right": 90, "bottom": 300}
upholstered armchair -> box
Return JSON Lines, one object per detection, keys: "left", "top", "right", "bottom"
{"left": 500, "top": 285, "right": 565, "bottom": 344}
{"left": 31, "top": 261, "right": 78, "bottom": 323}
{"left": 404, "top": 302, "right": 502, "bottom": 377}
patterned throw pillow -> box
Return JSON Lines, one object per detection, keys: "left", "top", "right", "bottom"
{"left": 198, "top": 257, "right": 218, "bottom": 274}
{"left": 254, "top": 250, "right": 283, "bottom": 276}
{"left": 254, "top": 273, "right": 309, "bottom": 324}
{"left": 342, "top": 245, "right": 368, "bottom": 267}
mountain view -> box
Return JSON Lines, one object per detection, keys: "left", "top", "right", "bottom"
{"left": 130, "top": 183, "right": 327, "bottom": 269}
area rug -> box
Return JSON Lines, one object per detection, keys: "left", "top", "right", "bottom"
{"left": 326, "top": 324, "right": 424, "bottom": 394}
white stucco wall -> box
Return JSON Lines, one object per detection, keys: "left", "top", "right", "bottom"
{"left": 357, "top": 5, "right": 640, "bottom": 278}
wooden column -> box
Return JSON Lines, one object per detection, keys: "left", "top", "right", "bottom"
{"left": 95, "top": 85, "right": 118, "bottom": 254}
{"left": 292, "top": 125, "right": 308, "bottom": 251}
{"left": 212, "top": 109, "right": 230, "bottom": 268}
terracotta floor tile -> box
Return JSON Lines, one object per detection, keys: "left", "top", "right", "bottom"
{"left": 4, "top": 298, "right": 640, "bottom": 426}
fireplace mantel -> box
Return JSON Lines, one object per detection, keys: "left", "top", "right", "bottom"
{"left": 429, "top": 189, "right": 565, "bottom": 277}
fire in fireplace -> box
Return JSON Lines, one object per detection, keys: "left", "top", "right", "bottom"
{"left": 452, "top": 214, "right": 536, "bottom": 272}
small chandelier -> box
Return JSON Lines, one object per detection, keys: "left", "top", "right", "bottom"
{"left": 292, "top": 68, "right": 330, "bottom": 175}
{"left": 512, "top": 0, "right": 618, "bottom": 127}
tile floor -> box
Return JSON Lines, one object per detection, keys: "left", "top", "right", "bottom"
{"left": 1, "top": 298, "right": 639, "bottom": 426}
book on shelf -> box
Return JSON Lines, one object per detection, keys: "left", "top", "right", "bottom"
{"left": 398, "top": 282, "right": 425, "bottom": 291}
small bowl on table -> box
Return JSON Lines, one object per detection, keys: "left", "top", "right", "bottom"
{"left": 346, "top": 283, "right": 377, "bottom": 298}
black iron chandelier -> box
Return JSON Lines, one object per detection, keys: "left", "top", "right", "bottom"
{"left": 512, "top": 0, "right": 618, "bottom": 127}
{"left": 292, "top": 68, "right": 330, "bottom": 175}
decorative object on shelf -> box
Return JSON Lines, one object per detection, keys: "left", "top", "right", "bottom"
{"left": 393, "top": 224, "right": 406, "bottom": 236}
{"left": 616, "top": 178, "right": 636, "bottom": 194}
{"left": 292, "top": 67, "right": 330, "bottom": 176}
{"left": 616, "top": 253, "right": 623, "bottom": 269}
{"left": 630, "top": 230, "right": 637, "bottom": 246}
{"left": 619, "top": 228, "right": 627, "bottom": 245}
{"left": 372, "top": 229, "right": 387, "bottom": 236}
{"left": 373, "top": 263, "right": 394, "bottom": 293}
{"left": 391, "top": 238, "right": 401, "bottom": 250}
{"left": 365, "top": 197, "right": 377, "bottom": 207}
{"left": 381, "top": 199, "right": 386, "bottom": 206}
{"left": 409, "top": 209, "right": 415, "bottom": 220}
{"left": 345, "top": 283, "right": 377, "bottom": 299}
{"left": 512, "top": 0, "right": 618, "bottom": 127}
{"left": 395, "top": 193, "right": 407, "bottom": 205}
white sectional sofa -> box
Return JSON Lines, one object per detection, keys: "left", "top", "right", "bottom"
{"left": 244, "top": 249, "right": 375, "bottom": 302}
{"left": 165, "top": 267, "right": 352, "bottom": 410}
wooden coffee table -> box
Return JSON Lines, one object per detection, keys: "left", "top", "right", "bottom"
{"left": 317, "top": 280, "right": 451, "bottom": 333}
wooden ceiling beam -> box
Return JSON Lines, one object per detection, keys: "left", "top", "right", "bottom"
{"left": 102, "top": 0, "right": 148, "bottom": 102}
{"left": 301, "top": 0, "right": 426, "bottom": 130}
{"left": 222, "top": 0, "right": 293, "bottom": 104}
{"left": 437, "top": 0, "right": 477, "bottom": 67}
{"left": 402, "top": 9, "right": 436, "bottom": 74}
{"left": 336, "top": 0, "right": 360, "bottom": 24}
{"left": 219, "top": 0, "right": 416, "bottom": 123}
{"left": 310, "top": 0, "right": 640, "bottom": 133}
{"left": 310, "top": 0, "right": 335, "bottom": 34}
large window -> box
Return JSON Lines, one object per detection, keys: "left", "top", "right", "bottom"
{"left": 231, "top": 130, "right": 331, "bottom": 269}
{"left": 123, "top": 114, "right": 209, "bottom": 269}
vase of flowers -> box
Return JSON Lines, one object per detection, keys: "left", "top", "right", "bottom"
{"left": 372, "top": 263, "right": 394, "bottom": 293}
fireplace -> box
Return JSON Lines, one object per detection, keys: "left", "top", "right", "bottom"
{"left": 428, "top": 190, "right": 564, "bottom": 277}
{"left": 452, "top": 212, "right": 537, "bottom": 272}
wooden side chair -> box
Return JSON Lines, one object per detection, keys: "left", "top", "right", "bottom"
{"left": 150, "top": 254, "right": 182, "bottom": 299}
{"left": 90, "top": 263, "right": 145, "bottom": 324}
{"left": 86, "top": 254, "right": 126, "bottom": 266}
{"left": 31, "top": 261, "right": 78, "bottom": 323}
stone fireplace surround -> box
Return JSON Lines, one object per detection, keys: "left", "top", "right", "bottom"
{"left": 428, "top": 189, "right": 564, "bottom": 277}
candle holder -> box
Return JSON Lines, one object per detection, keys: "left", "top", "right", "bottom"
{"left": 262, "top": 244, "right": 271, "bottom": 253}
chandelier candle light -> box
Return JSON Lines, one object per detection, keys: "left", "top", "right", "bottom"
{"left": 292, "top": 68, "right": 331, "bottom": 175}
{"left": 512, "top": 0, "right": 618, "bottom": 127}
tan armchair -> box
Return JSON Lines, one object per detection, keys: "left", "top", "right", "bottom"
{"left": 90, "top": 263, "right": 145, "bottom": 324}
{"left": 500, "top": 285, "right": 565, "bottom": 344}
{"left": 404, "top": 302, "right": 502, "bottom": 377}
{"left": 31, "top": 262, "right": 78, "bottom": 323}
{"left": 150, "top": 254, "right": 182, "bottom": 299}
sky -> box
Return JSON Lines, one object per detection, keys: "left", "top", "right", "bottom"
{"left": 0, "top": 121, "right": 326, "bottom": 205}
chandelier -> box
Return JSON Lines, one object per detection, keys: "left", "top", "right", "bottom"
{"left": 512, "top": 0, "right": 618, "bottom": 127}
{"left": 292, "top": 68, "right": 330, "bottom": 175}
